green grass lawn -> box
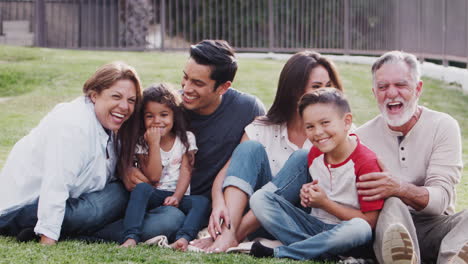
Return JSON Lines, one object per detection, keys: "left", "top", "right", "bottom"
{"left": 0, "top": 45, "right": 467, "bottom": 263}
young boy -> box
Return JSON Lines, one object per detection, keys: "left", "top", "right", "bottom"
{"left": 249, "top": 88, "right": 384, "bottom": 261}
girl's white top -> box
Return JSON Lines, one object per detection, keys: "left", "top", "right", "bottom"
{"left": 0, "top": 96, "right": 118, "bottom": 241}
{"left": 135, "top": 131, "right": 197, "bottom": 195}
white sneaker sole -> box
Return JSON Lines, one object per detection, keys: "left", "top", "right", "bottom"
{"left": 382, "top": 223, "right": 416, "bottom": 264}
{"left": 450, "top": 243, "right": 468, "bottom": 264}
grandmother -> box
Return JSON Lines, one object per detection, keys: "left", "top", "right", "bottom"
{"left": 0, "top": 62, "right": 142, "bottom": 245}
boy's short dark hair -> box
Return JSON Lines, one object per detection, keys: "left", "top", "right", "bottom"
{"left": 189, "top": 39, "right": 237, "bottom": 90}
{"left": 298, "top": 88, "right": 351, "bottom": 117}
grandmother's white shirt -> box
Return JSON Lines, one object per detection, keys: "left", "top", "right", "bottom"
{"left": 0, "top": 96, "right": 117, "bottom": 240}
{"left": 245, "top": 120, "right": 312, "bottom": 177}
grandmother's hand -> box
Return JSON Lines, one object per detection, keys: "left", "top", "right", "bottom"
{"left": 122, "top": 167, "right": 149, "bottom": 191}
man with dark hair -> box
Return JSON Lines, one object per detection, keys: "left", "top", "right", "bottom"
{"left": 356, "top": 51, "right": 467, "bottom": 264}
{"left": 96, "top": 39, "right": 265, "bottom": 244}
{"left": 188, "top": 40, "right": 237, "bottom": 90}
{"left": 181, "top": 40, "right": 265, "bottom": 198}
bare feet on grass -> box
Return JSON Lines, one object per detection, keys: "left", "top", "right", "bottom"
{"left": 190, "top": 237, "right": 214, "bottom": 250}
{"left": 170, "top": 238, "right": 189, "bottom": 251}
{"left": 39, "top": 235, "right": 56, "bottom": 245}
{"left": 119, "top": 238, "right": 137, "bottom": 248}
{"left": 206, "top": 229, "right": 238, "bottom": 253}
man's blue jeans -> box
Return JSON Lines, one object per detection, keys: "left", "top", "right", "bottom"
{"left": 250, "top": 189, "right": 373, "bottom": 260}
{"left": 0, "top": 181, "right": 129, "bottom": 237}
{"left": 222, "top": 140, "right": 310, "bottom": 203}
{"left": 122, "top": 182, "right": 210, "bottom": 244}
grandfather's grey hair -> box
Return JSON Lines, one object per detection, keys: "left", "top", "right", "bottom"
{"left": 371, "top": 51, "right": 421, "bottom": 85}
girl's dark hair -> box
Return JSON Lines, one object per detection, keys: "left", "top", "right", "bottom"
{"left": 263, "top": 51, "right": 343, "bottom": 124}
{"left": 83, "top": 61, "right": 143, "bottom": 179}
{"left": 298, "top": 88, "right": 351, "bottom": 117}
{"left": 138, "top": 83, "right": 190, "bottom": 152}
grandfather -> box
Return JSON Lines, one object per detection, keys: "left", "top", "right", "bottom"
{"left": 356, "top": 51, "right": 467, "bottom": 264}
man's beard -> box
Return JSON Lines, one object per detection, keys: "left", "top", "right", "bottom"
{"left": 379, "top": 96, "right": 418, "bottom": 127}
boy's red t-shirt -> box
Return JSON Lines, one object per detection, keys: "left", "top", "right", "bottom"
{"left": 306, "top": 134, "right": 384, "bottom": 223}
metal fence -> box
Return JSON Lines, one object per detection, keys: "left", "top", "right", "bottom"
{"left": 1, "top": 0, "right": 467, "bottom": 65}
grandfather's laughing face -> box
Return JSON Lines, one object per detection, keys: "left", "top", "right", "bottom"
{"left": 373, "top": 61, "right": 422, "bottom": 128}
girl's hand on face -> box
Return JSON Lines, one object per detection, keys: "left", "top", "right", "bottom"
{"left": 144, "top": 127, "right": 161, "bottom": 147}
{"left": 163, "top": 196, "right": 179, "bottom": 207}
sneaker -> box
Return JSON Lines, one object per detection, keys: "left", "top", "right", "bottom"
{"left": 16, "top": 227, "right": 38, "bottom": 242}
{"left": 250, "top": 241, "right": 274, "bottom": 258}
{"left": 450, "top": 242, "right": 468, "bottom": 264}
{"left": 382, "top": 223, "right": 417, "bottom": 264}
{"left": 0, "top": 226, "right": 10, "bottom": 236}
{"left": 338, "top": 256, "right": 375, "bottom": 264}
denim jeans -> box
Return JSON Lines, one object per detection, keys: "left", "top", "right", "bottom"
{"left": 0, "top": 181, "right": 129, "bottom": 238}
{"left": 250, "top": 189, "right": 372, "bottom": 260}
{"left": 221, "top": 141, "right": 310, "bottom": 239}
{"left": 93, "top": 205, "right": 185, "bottom": 243}
{"left": 122, "top": 182, "right": 210, "bottom": 244}
{"left": 222, "top": 140, "right": 310, "bottom": 202}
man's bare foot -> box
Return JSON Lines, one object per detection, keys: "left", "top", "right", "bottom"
{"left": 170, "top": 238, "right": 189, "bottom": 251}
{"left": 190, "top": 237, "right": 214, "bottom": 250}
{"left": 206, "top": 229, "right": 238, "bottom": 253}
{"left": 120, "top": 238, "right": 137, "bottom": 248}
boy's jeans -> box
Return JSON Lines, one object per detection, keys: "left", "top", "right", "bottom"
{"left": 123, "top": 182, "right": 210, "bottom": 243}
{"left": 250, "top": 189, "right": 372, "bottom": 260}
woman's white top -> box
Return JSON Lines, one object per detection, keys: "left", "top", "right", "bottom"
{"left": 245, "top": 120, "right": 313, "bottom": 177}
{"left": 135, "top": 132, "right": 197, "bottom": 194}
{"left": 0, "top": 96, "right": 117, "bottom": 240}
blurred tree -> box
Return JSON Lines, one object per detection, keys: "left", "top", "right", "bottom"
{"left": 119, "top": 0, "right": 152, "bottom": 47}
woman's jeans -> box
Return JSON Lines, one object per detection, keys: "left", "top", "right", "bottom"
{"left": 0, "top": 181, "right": 187, "bottom": 243}
{"left": 222, "top": 140, "right": 310, "bottom": 204}
{"left": 221, "top": 140, "right": 310, "bottom": 239}
{"left": 0, "top": 181, "right": 129, "bottom": 238}
{"left": 123, "top": 182, "right": 210, "bottom": 244}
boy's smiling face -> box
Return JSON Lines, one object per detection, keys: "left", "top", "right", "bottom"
{"left": 303, "top": 103, "right": 352, "bottom": 155}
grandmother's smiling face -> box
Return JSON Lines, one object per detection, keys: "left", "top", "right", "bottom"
{"left": 91, "top": 79, "right": 137, "bottom": 131}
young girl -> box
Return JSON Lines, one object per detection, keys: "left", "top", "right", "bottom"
{"left": 120, "top": 83, "right": 210, "bottom": 251}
